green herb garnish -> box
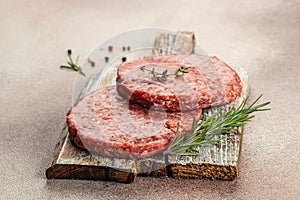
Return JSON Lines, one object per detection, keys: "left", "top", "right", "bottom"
{"left": 140, "top": 65, "right": 190, "bottom": 82}
{"left": 60, "top": 49, "right": 85, "bottom": 76}
{"left": 175, "top": 65, "right": 190, "bottom": 76}
{"left": 164, "top": 94, "right": 271, "bottom": 156}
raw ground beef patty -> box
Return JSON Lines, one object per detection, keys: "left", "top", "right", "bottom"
{"left": 67, "top": 86, "right": 201, "bottom": 159}
{"left": 116, "top": 54, "right": 242, "bottom": 112}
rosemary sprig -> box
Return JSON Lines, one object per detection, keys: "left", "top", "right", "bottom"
{"left": 164, "top": 95, "right": 271, "bottom": 156}
{"left": 60, "top": 49, "right": 86, "bottom": 76}
{"left": 140, "top": 65, "right": 190, "bottom": 82}
{"left": 175, "top": 65, "right": 190, "bottom": 76}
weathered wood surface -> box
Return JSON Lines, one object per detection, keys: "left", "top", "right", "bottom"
{"left": 46, "top": 31, "right": 249, "bottom": 182}
{"left": 153, "top": 31, "right": 195, "bottom": 55}
{"left": 46, "top": 126, "right": 137, "bottom": 183}
{"left": 167, "top": 127, "right": 243, "bottom": 180}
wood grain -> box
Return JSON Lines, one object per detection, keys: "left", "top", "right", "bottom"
{"left": 166, "top": 127, "right": 243, "bottom": 180}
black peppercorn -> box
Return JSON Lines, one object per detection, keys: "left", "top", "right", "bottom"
{"left": 122, "top": 57, "right": 127, "bottom": 62}
{"left": 67, "top": 49, "right": 72, "bottom": 55}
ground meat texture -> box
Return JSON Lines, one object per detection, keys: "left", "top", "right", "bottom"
{"left": 67, "top": 86, "right": 201, "bottom": 159}
{"left": 116, "top": 54, "right": 242, "bottom": 112}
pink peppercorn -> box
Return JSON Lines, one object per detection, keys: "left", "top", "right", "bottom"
{"left": 122, "top": 46, "right": 126, "bottom": 51}
{"left": 91, "top": 61, "right": 96, "bottom": 67}
{"left": 88, "top": 58, "right": 96, "bottom": 67}
{"left": 108, "top": 45, "right": 113, "bottom": 52}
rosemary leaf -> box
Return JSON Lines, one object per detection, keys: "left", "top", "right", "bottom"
{"left": 139, "top": 65, "right": 190, "bottom": 82}
{"left": 164, "top": 95, "right": 270, "bottom": 156}
{"left": 60, "top": 49, "right": 85, "bottom": 76}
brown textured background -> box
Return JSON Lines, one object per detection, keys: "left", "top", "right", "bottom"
{"left": 0, "top": 0, "right": 299, "bottom": 199}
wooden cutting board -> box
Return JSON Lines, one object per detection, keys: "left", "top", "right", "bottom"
{"left": 46, "top": 31, "right": 249, "bottom": 183}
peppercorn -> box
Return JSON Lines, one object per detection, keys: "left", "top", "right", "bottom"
{"left": 108, "top": 45, "right": 113, "bottom": 52}
{"left": 122, "top": 46, "right": 126, "bottom": 51}
{"left": 88, "top": 58, "right": 96, "bottom": 67}
{"left": 105, "top": 56, "right": 109, "bottom": 62}
{"left": 127, "top": 46, "right": 131, "bottom": 51}
{"left": 122, "top": 57, "right": 127, "bottom": 62}
{"left": 67, "top": 49, "right": 72, "bottom": 55}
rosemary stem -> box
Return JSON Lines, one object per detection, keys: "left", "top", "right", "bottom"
{"left": 60, "top": 49, "right": 85, "bottom": 76}
{"left": 164, "top": 95, "right": 270, "bottom": 156}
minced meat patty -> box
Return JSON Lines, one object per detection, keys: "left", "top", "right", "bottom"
{"left": 116, "top": 54, "right": 242, "bottom": 112}
{"left": 67, "top": 86, "right": 201, "bottom": 159}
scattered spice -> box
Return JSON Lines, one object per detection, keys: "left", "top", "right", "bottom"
{"left": 122, "top": 46, "right": 126, "bottom": 51}
{"left": 88, "top": 58, "right": 96, "bottom": 67}
{"left": 127, "top": 46, "right": 131, "bottom": 51}
{"left": 108, "top": 45, "right": 113, "bottom": 52}
{"left": 122, "top": 57, "right": 127, "bottom": 62}
{"left": 105, "top": 56, "right": 109, "bottom": 63}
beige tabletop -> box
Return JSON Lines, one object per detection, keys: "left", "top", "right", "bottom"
{"left": 1, "top": 0, "right": 299, "bottom": 199}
